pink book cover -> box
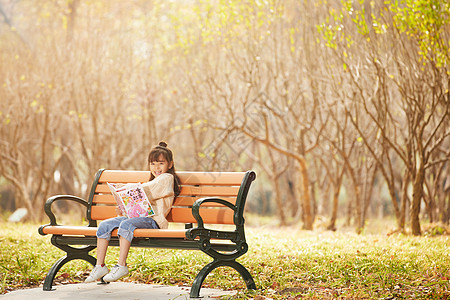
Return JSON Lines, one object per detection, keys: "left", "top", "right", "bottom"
{"left": 107, "top": 182, "right": 155, "bottom": 218}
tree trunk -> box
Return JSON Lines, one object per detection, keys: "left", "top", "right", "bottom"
{"left": 347, "top": 166, "right": 363, "bottom": 233}
{"left": 446, "top": 190, "right": 450, "bottom": 225}
{"left": 387, "top": 181, "right": 402, "bottom": 229}
{"left": 353, "top": 182, "right": 363, "bottom": 234}
{"left": 327, "top": 184, "right": 340, "bottom": 231}
{"left": 411, "top": 161, "right": 425, "bottom": 235}
{"left": 328, "top": 170, "right": 344, "bottom": 231}
{"left": 362, "top": 165, "right": 377, "bottom": 227}
{"left": 423, "top": 193, "right": 434, "bottom": 223}
{"left": 346, "top": 193, "right": 352, "bottom": 227}
{"left": 298, "top": 158, "right": 313, "bottom": 230}
{"left": 400, "top": 169, "right": 410, "bottom": 232}
{"left": 273, "top": 176, "right": 286, "bottom": 225}
{"left": 287, "top": 178, "right": 299, "bottom": 219}
{"left": 310, "top": 180, "right": 317, "bottom": 222}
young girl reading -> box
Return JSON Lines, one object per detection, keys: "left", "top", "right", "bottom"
{"left": 85, "top": 142, "right": 181, "bottom": 283}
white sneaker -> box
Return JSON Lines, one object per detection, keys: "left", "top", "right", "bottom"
{"left": 103, "top": 264, "right": 129, "bottom": 282}
{"left": 85, "top": 265, "right": 109, "bottom": 283}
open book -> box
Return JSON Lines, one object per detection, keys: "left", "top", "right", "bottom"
{"left": 107, "top": 182, "right": 155, "bottom": 218}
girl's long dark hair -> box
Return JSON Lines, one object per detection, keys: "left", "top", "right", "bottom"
{"left": 148, "top": 141, "right": 181, "bottom": 197}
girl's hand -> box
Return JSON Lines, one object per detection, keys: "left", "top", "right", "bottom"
{"left": 115, "top": 206, "right": 123, "bottom": 216}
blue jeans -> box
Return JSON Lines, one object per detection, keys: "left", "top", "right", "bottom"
{"left": 96, "top": 217, "right": 159, "bottom": 243}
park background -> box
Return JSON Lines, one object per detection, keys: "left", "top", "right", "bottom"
{"left": 1, "top": 0, "right": 449, "bottom": 234}
{"left": 0, "top": 0, "right": 449, "bottom": 299}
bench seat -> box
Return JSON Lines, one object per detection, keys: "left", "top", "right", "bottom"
{"left": 40, "top": 226, "right": 188, "bottom": 238}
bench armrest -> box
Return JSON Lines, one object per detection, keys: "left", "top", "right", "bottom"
{"left": 191, "top": 197, "right": 236, "bottom": 228}
{"left": 42, "top": 195, "right": 90, "bottom": 226}
{"left": 187, "top": 197, "right": 241, "bottom": 241}
{"left": 186, "top": 197, "right": 248, "bottom": 260}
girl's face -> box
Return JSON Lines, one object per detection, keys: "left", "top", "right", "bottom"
{"left": 150, "top": 154, "right": 173, "bottom": 178}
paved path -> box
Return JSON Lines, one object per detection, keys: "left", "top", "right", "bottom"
{"left": 1, "top": 282, "right": 236, "bottom": 299}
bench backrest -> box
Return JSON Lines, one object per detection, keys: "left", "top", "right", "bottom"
{"left": 87, "top": 169, "right": 255, "bottom": 226}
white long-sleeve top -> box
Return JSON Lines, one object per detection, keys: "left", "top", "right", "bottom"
{"left": 141, "top": 173, "right": 175, "bottom": 229}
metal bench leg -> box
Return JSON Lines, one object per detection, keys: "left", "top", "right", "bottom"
{"left": 190, "top": 259, "right": 256, "bottom": 298}
{"left": 43, "top": 253, "right": 96, "bottom": 291}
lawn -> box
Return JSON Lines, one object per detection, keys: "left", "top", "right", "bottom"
{"left": 0, "top": 220, "right": 449, "bottom": 299}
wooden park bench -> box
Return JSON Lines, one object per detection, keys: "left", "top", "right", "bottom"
{"left": 38, "top": 169, "right": 257, "bottom": 298}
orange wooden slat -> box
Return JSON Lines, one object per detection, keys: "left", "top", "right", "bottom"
{"left": 95, "top": 184, "right": 113, "bottom": 194}
{"left": 128, "top": 229, "right": 186, "bottom": 238}
{"left": 95, "top": 183, "right": 240, "bottom": 197}
{"left": 40, "top": 226, "right": 187, "bottom": 238}
{"left": 90, "top": 206, "right": 117, "bottom": 220}
{"left": 90, "top": 206, "right": 234, "bottom": 225}
{"left": 91, "top": 195, "right": 236, "bottom": 207}
{"left": 173, "top": 197, "right": 236, "bottom": 207}
{"left": 98, "top": 170, "right": 246, "bottom": 186}
{"left": 98, "top": 170, "right": 150, "bottom": 183}
{"left": 41, "top": 226, "right": 98, "bottom": 236}
{"left": 92, "top": 194, "right": 116, "bottom": 205}
{"left": 178, "top": 186, "right": 239, "bottom": 197}
{"left": 177, "top": 172, "right": 245, "bottom": 185}
{"left": 166, "top": 207, "right": 234, "bottom": 224}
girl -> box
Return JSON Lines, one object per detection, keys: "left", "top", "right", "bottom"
{"left": 85, "top": 142, "right": 180, "bottom": 283}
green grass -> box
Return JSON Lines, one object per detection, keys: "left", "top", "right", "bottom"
{"left": 0, "top": 221, "right": 449, "bottom": 299}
